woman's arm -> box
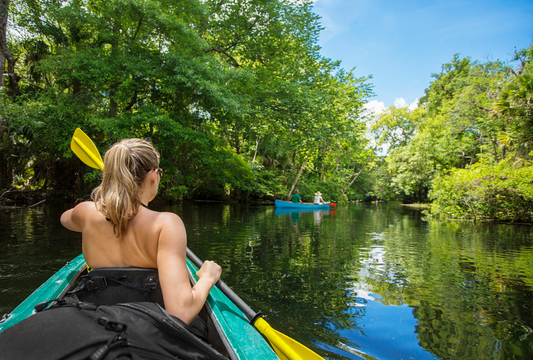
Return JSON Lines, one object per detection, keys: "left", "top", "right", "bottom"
{"left": 61, "top": 202, "right": 94, "bottom": 232}
{"left": 156, "top": 213, "right": 221, "bottom": 324}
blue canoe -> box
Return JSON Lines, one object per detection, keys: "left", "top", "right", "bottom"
{"left": 0, "top": 254, "right": 279, "bottom": 360}
{"left": 275, "top": 199, "right": 330, "bottom": 209}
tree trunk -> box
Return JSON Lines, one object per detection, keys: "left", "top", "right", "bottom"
{"left": 0, "top": 118, "right": 10, "bottom": 189}
{"left": 109, "top": 87, "right": 118, "bottom": 117}
{"left": 0, "top": 148, "right": 8, "bottom": 189}
{"left": 338, "top": 155, "right": 374, "bottom": 201}
{"left": 234, "top": 132, "right": 240, "bottom": 154}
{"left": 73, "top": 78, "right": 82, "bottom": 96}
{"left": 0, "top": 50, "right": 4, "bottom": 87}
{"left": 338, "top": 163, "right": 368, "bottom": 201}
{"left": 251, "top": 136, "right": 260, "bottom": 163}
{"left": 0, "top": 0, "right": 20, "bottom": 98}
{"left": 287, "top": 161, "right": 306, "bottom": 200}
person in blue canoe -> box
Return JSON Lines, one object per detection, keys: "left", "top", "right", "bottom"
{"left": 291, "top": 189, "right": 303, "bottom": 204}
{"left": 60, "top": 138, "right": 221, "bottom": 328}
{"left": 314, "top": 191, "right": 325, "bottom": 205}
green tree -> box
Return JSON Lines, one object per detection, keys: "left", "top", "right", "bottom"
{"left": 0, "top": 0, "right": 374, "bottom": 203}
{"left": 492, "top": 46, "right": 533, "bottom": 158}
{"left": 372, "top": 52, "right": 523, "bottom": 205}
{"left": 430, "top": 157, "right": 533, "bottom": 222}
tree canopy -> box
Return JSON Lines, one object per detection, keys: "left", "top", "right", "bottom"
{"left": 3, "top": 0, "right": 531, "bottom": 221}
{"left": 0, "top": 0, "right": 373, "bottom": 203}
{"left": 370, "top": 45, "right": 533, "bottom": 222}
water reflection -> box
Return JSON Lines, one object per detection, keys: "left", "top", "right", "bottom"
{"left": 274, "top": 208, "right": 331, "bottom": 225}
{"left": 0, "top": 205, "right": 82, "bottom": 316}
{"left": 1, "top": 203, "right": 533, "bottom": 359}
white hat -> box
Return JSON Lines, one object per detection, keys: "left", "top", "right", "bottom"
{"left": 315, "top": 191, "right": 322, "bottom": 196}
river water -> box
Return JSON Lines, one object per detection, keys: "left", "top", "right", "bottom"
{"left": 1, "top": 202, "right": 532, "bottom": 360}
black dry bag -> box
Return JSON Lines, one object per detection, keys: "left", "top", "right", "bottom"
{"left": 0, "top": 300, "right": 228, "bottom": 360}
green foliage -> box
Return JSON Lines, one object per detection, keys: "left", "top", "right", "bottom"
{"left": 419, "top": 54, "right": 472, "bottom": 117}
{"left": 250, "top": 168, "right": 288, "bottom": 200}
{"left": 370, "top": 104, "right": 424, "bottom": 152}
{"left": 492, "top": 52, "right": 533, "bottom": 157}
{"left": 365, "top": 157, "right": 395, "bottom": 201}
{"left": 369, "top": 46, "right": 533, "bottom": 215}
{"left": 1, "top": 0, "right": 373, "bottom": 202}
{"left": 430, "top": 156, "right": 533, "bottom": 222}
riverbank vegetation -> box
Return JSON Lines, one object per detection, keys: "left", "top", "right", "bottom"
{"left": 370, "top": 46, "right": 533, "bottom": 222}
{"left": 1, "top": 0, "right": 532, "bottom": 222}
{"left": 0, "top": 0, "right": 373, "bottom": 204}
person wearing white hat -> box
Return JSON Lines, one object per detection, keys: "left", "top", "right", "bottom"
{"left": 314, "top": 191, "right": 324, "bottom": 205}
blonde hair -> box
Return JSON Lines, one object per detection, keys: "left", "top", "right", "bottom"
{"left": 91, "top": 138, "right": 160, "bottom": 237}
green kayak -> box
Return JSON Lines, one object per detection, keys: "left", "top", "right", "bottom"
{"left": 0, "top": 254, "right": 279, "bottom": 360}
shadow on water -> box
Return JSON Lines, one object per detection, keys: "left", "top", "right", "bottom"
{"left": 2, "top": 202, "right": 533, "bottom": 360}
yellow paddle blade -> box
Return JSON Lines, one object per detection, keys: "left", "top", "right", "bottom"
{"left": 71, "top": 128, "right": 104, "bottom": 170}
{"left": 254, "top": 318, "right": 324, "bottom": 360}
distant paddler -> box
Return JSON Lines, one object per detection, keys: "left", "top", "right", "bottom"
{"left": 291, "top": 189, "right": 303, "bottom": 204}
{"left": 314, "top": 191, "right": 325, "bottom": 205}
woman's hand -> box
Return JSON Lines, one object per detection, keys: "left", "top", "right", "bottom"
{"left": 196, "top": 260, "right": 222, "bottom": 286}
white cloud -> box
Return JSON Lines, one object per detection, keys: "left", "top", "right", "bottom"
{"left": 363, "top": 98, "right": 419, "bottom": 118}
{"left": 393, "top": 98, "right": 407, "bottom": 108}
{"left": 363, "top": 100, "right": 386, "bottom": 115}
{"left": 394, "top": 97, "right": 419, "bottom": 110}
{"left": 290, "top": 0, "right": 318, "bottom": 4}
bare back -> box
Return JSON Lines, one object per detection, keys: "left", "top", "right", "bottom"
{"left": 61, "top": 201, "right": 220, "bottom": 325}
{"left": 73, "top": 201, "right": 165, "bottom": 269}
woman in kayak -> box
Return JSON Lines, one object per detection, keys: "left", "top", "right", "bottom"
{"left": 60, "top": 138, "right": 221, "bottom": 326}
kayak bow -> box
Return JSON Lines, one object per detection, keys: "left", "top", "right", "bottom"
{"left": 0, "top": 255, "right": 278, "bottom": 360}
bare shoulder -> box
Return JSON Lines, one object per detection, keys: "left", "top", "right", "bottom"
{"left": 73, "top": 201, "right": 101, "bottom": 219}
{"left": 61, "top": 201, "right": 98, "bottom": 231}
{"left": 74, "top": 201, "right": 97, "bottom": 212}
{"left": 154, "top": 211, "right": 187, "bottom": 249}
{"left": 154, "top": 211, "right": 185, "bottom": 233}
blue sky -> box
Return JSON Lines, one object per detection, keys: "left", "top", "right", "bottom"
{"left": 311, "top": 0, "right": 533, "bottom": 113}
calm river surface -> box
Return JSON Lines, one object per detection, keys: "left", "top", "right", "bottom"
{"left": 1, "top": 202, "right": 533, "bottom": 360}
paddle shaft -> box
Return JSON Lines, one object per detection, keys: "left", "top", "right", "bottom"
{"left": 186, "top": 248, "right": 323, "bottom": 360}
{"left": 185, "top": 248, "right": 257, "bottom": 321}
